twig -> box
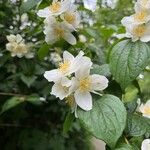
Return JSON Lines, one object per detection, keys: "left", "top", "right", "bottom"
{"left": 0, "top": 92, "right": 27, "bottom": 97}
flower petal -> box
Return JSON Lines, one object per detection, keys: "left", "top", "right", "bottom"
{"left": 83, "top": 0, "right": 97, "bottom": 11}
{"left": 61, "top": 77, "right": 72, "bottom": 87}
{"left": 37, "top": 7, "right": 50, "bottom": 18}
{"left": 63, "top": 32, "right": 77, "bottom": 45}
{"left": 141, "top": 139, "right": 150, "bottom": 150}
{"left": 90, "top": 74, "right": 108, "bottom": 91}
{"left": 51, "top": 83, "right": 69, "bottom": 100}
{"left": 44, "top": 69, "right": 62, "bottom": 82}
{"left": 74, "top": 90, "right": 92, "bottom": 111}
{"left": 63, "top": 51, "right": 74, "bottom": 62}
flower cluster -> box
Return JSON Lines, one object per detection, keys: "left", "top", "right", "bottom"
{"left": 6, "top": 34, "right": 34, "bottom": 58}
{"left": 44, "top": 51, "right": 108, "bottom": 116}
{"left": 37, "top": 0, "right": 80, "bottom": 45}
{"left": 121, "top": 0, "right": 150, "bottom": 42}
{"left": 139, "top": 100, "right": 150, "bottom": 118}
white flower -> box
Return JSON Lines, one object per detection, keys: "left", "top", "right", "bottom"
{"left": 122, "top": 23, "right": 150, "bottom": 42}
{"left": 37, "top": 0, "right": 71, "bottom": 18}
{"left": 44, "top": 51, "right": 84, "bottom": 83}
{"left": 6, "top": 34, "right": 34, "bottom": 58}
{"left": 136, "top": 0, "right": 150, "bottom": 9}
{"left": 44, "top": 16, "right": 76, "bottom": 45}
{"left": 139, "top": 100, "right": 150, "bottom": 118}
{"left": 60, "top": 4, "right": 80, "bottom": 30}
{"left": 121, "top": 8, "right": 150, "bottom": 26}
{"left": 79, "top": 34, "right": 87, "bottom": 43}
{"left": 83, "top": 0, "right": 97, "bottom": 12}
{"left": 69, "top": 60, "right": 108, "bottom": 111}
{"left": 141, "top": 139, "right": 150, "bottom": 150}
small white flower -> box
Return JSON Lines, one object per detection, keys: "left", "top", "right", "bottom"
{"left": 50, "top": 52, "right": 62, "bottom": 65}
{"left": 121, "top": 9, "right": 150, "bottom": 26}
{"left": 69, "top": 60, "right": 108, "bottom": 111}
{"left": 44, "top": 51, "right": 84, "bottom": 83}
{"left": 79, "top": 34, "right": 87, "bottom": 43}
{"left": 60, "top": 4, "right": 80, "bottom": 30}
{"left": 37, "top": 0, "right": 71, "bottom": 18}
{"left": 83, "top": 0, "right": 97, "bottom": 11}
{"left": 44, "top": 17, "right": 76, "bottom": 45}
{"left": 136, "top": 0, "right": 150, "bottom": 9}
{"left": 122, "top": 23, "right": 150, "bottom": 42}
{"left": 6, "top": 34, "right": 34, "bottom": 58}
{"left": 141, "top": 139, "right": 150, "bottom": 150}
{"left": 139, "top": 100, "right": 150, "bottom": 118}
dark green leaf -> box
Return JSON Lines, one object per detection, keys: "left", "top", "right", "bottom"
{"left": 78, "top": 94, "right": 127, "bottom": 148}
{"left": 1, "top": 97, "right": 25, "bottom": 114}
{"left": 109, "top": 39, "right": 150, "bottom": 89}
{"left": 63, "top": 112, "right": 74, "bottom": 134}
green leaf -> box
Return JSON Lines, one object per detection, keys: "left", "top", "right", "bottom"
{"left": 1, "top": 97, "right": 25, "bottom": 114}
{"left": 20, "top": 0, "right": 42, "bottom": 13}
{"left": 91, "top": 64, "right": 111, "bottom": 77}
{"left": 125, "top": 114, "right": 148, "bottom": 137}
{"left": 38, "top": 44, "right": 50, "bottom": 60}
{"left": 27, "top": 96, "right": 43, "bottom": 105}
{"left": 109, "top": 39, "right": 150, "bottom": 90}
{"left": 63, "top": 112, "right": 74, "bottom": 134}
{"left": 115, "top": 143, "right": 134, "bottom": 150}
{"left": 21, "top": 74, "right": 37, "bottom": 87}
{"left": 77, "top": 94, "right": 127, "bottom": 148}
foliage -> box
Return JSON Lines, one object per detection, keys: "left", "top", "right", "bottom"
{"left": 0, "top": 0, "right": 150, "bottom": 150}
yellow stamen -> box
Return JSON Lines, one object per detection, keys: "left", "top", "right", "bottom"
{"left": 59, "top": 61, "right": 70, "bottom": 73}
{"left": 54, "top": 27, "right": 65, "bottom": 38}
{"left": 49, "top": 2, "right": 61, "bottom": 13}
{"left": 134, "top": 10, "right": 148, "bottom": 22}
{"left": 64, "top": 13, "right": 76, "bottom": 24}
{"left": 14, "top": 44, "right": 28, "bottom": 54}
{"left": 79, "top": 77, "right": 91, "bottom": 92}
{"left": 65, "top": 96, "right": 75, "bottom": 107}
{"left": 133, "top": 25, "right": 146, "bottom": 37}
{"left": 143, "top": 106, "right": 150, "bottom": 115}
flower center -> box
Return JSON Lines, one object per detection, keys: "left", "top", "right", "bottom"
{"left": 59, "top": 61, "right": 70, "bottom": 73}
{"left": 142, "top": 0, "right": 148, "bottom": 6}
{"left": 64, "top": 13, "right": 76, "bottom": 24}
{"left": 143, "top": 106, "right": 150, "bottom": 115}
{"left": 134, "top": 10, "right": 148, "bottom": 22}
{"left": 49, "top": 2, "right": 61, "bottom": 13}
{"left": 14, "top": 44, "right": 27, "bottom": 54}
{"left": 79, "top": 77, "right": 91, "bottom": 92}
{"left": 54, "top": 27, "right": 65, "bottom": 37}
{"left": 133, "top": 25, "right": 146, "bottom": 37}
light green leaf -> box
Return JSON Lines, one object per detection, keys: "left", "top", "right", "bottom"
{"left": 38, "top": 44, "right": 50, "bottom": 60}
{"left": 21, "top": 74, "right": 37, "bottom": 87}
{"left": 1, "top": 97, "right": 25, "bottom": 114}
{"left": 77, "top": 94, "right": 127, "bottom": 148}
{"left": 109, "top": 39, "right": 150, "bottom": 89}
{"left": 27, "top": 96, "right": 43, "bottom": 105}
{"left": 91, "top": 64, "right": 111, "bottom": 77}
{"left": 63, "top": 112, "right": 74, "bottom": 134}
{"left": 115, "top": 143, "right": 134, "bottom": 150}
{"left": 20, "top": 0, "right": 42, "bottom": 13}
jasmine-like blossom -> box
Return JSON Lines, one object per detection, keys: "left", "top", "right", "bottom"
{"left": 83, "top": 0, "right": 97, "bottom": 12}
{"left": 44, "top": 16, "right": 77, "bottom": 45}
{"left": 37, "top": 0, "right": 71, "bottom": 18}
{"left": 6, "top": 34, "right": 34, "bottom": 58}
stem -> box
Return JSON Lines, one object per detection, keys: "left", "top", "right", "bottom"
{"left": 0, "top": 92, "right": 27, "bottom": 97}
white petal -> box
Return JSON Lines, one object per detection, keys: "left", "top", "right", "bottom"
{"left": 61, "top": 77, "right": 72, "bottom": 87}
{"left": 63, "top": 51, "right": 74, "bottom": 62}
{"left": 51, "top": 83, "right": 69, "bottom": 100}
{"left": 90, "top": 74, "right": 108, "bottom": 91}
{"left": 63, "top": 32, "right": 76, "bottom": 45}
{"left": 37, "top": 7, "right": 50, "bottom": 18}
{"left": 83, "top": 0, "right": 97, "bottom": 11}
{"left": 140, "top": 35, "right": 150, "bottom": 42}
{"left": 44, "top": 69, "right": 62, "bottom": 82}
{"left": 75, "top": 57, "right": 92, "bottom": 79}
{"left": 74, "top": 90, "right": 92, "bottom": 111}
{"left": 6, "top": 34, "right": 16, "bottom": 42}
{"left": 141, "top": 139, "right": 150, "bottom": 150}
{"left": 61, "top": 0, "right": 71, "bottom": 12}
{"left": 69, "top": 77, "right": 79, "bottom": 94}
{"left": 16, "top": 34, "right": 23, "bottom": 43}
